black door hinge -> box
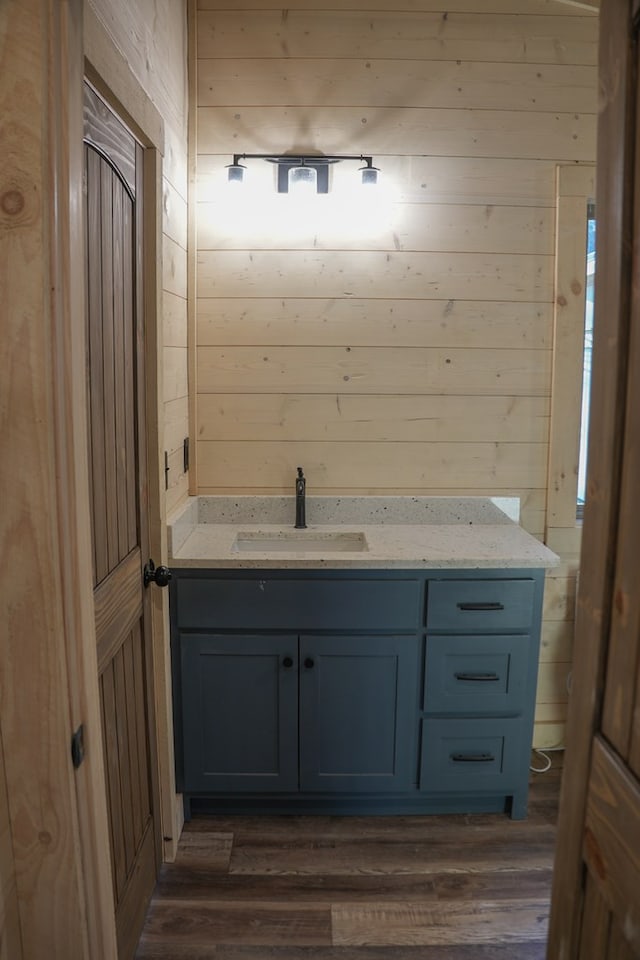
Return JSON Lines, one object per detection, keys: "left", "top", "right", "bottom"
{"left": 164, "top": 451, "right": 169, "bottom": 490}
{"left": 183, "top": 436, "right": 189, "bottom": 473}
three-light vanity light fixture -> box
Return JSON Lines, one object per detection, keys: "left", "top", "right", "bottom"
{"left": 225, "top": 153, "right": 381, "bottom": 194}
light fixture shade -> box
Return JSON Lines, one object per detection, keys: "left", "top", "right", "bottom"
{"left": 360, "top": 165, "right": 379, "bottom": 186}
{"left": 226, "top": 163, "right": 246, "bottom": 184}
{"left": 288, "top": 164, "right": 317, "bottom": 193}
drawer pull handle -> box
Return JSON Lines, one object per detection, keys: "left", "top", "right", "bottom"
{"left": 450, "top": 753, "right": 496, "bottom": 763}
{"left": 454, "top": 672, "right": 500, "bottom": 682}
{"left": 282, "top": 656, "right": 294, "bottom": 669}
{"left": 457, "top": 602, "right": 505, "bottom": 612}
{"left": 304, "top": 657, "right": 315, "bottom": 670}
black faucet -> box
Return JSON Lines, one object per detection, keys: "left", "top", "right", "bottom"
{"left": 295, "top": 467, "right": 307, "bottom": 529}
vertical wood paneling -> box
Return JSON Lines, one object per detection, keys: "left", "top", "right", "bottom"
{"left": 124, "top": 630, "right": 145, "bottom": 845}
{"left": 87, "top": 147, "right": 140, "bottom": 580}
{"left": 87, "top": 147, "right": 109, "bottom": 585}
{"left": 101, "top": 664, "right": 127, "bottom": 899}
{"left": 99, "top": 621, "right": 154, "bottom": 903}
{"left": 114, "top": 642, "right": 136, "bottom": 874}
{"left": 132, "top": 620, "right": 152, "bottom": 824}
{"left": 100, "top": 165, "right": 118, "bottom": 573}
{"left": 112, "top": 181, "right": 128, "bottom": 561}
{"left": 123, "top": 196, "right": 137, "bottom": 553}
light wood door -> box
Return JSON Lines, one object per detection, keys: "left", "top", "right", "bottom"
{"left": 83, "top": 82, "right": 159, "bottom": 960}
{"left": 548, "top": 1, "right": 640, "bottom": 957}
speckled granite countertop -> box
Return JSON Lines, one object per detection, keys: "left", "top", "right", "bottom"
{"left": 168, "top": 496, "right": 559, "bottom": 570}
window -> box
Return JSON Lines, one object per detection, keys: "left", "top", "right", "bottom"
{"left": 545, "top": 164, "right": 594, "bottom": 550}
{"left": 577, "top": 204, "right": 595, "bottom": 518}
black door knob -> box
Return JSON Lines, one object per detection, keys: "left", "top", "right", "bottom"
{"left": 282, "top": 656, "right": 294, "bottom": 669}
{"left": 304, "top": 657, "right": 315, "bottom": 669}
{"left": 143, "top": 559, "right": 173, "bottom": 588}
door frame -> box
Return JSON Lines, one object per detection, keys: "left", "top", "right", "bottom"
{"left": 2, "top": 1, "right": 181, "bottom": 954}
{"left": 547, "top": 0, "right": 635, "bottom": 954}
{"left": 83, "top": 4, "right": 181, "bottom": 865}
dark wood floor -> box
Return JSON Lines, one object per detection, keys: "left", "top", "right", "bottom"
{"left": 136, "top": 756, "right": 562, "bottom": 959}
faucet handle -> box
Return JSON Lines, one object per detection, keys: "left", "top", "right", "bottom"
{"left": 297, "top": 466, "right": 304, "bottom": 480}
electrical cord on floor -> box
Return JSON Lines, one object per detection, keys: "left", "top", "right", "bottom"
{"left": 530, "top": 746, "right": 564, "bottom": 773}
{"left": 529, "top": 669, "right": 573, "bottom": 773}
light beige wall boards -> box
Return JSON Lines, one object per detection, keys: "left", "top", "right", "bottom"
{"left": 193, "top": 0, "right": 598, "bottom": 747}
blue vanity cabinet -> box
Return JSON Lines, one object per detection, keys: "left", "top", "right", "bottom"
{"left": 170, "top": 567, "right": 546, "bottom": 818}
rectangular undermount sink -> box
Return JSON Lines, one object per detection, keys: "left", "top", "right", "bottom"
{"left": 232, "top": 530, "right": 369, "bottom": 553}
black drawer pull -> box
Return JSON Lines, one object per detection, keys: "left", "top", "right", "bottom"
{"left": 454, "top": 672, "right": 500, "bottom": 682}
{"left": 456, "top": 602, "right": 505, "bottom": 612}
{"left": 282, "top": 656, "right": 294, "bottom": 669}
{"left": 450, "top": 753, "right": 496, "bottom": 763}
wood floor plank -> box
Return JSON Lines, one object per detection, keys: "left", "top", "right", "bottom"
{"left": 139, "top": 900, "right": 332, "bottom": 947}
{"left": 194, "top": 811, "right": 556, "bottom": 842}
{"left": 228, "top": 836, "right": 555, "bottom": 876}
{"left": 135, "top": 942, "right": 548, "bottom": 959}
{"left": 175, "top": 831, "right": 233, "bottom": 870}
{"left": 331, "top": 899, "right": 549, "bottom": 946}
{"left": 153, "top": 865, "right": 554, "bottom": 904}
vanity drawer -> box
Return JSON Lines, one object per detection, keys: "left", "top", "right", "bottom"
{"left": 420, "top": 717, "right": 524, "bottom": 793}
{"left": 426, "top": 579, "right": 535, "bottom": 632}
{"left": 174, "top": 576, "right": 422, "bottom": 631}
{"left": 423, "top": 635, "right": 528, "bottom": 714}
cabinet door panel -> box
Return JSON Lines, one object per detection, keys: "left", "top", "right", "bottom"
{"left": 180, "top": 634, "right": 298, "bottom": 792}
{"left": 299, "top": 635, "right": 419, "bottom": 792}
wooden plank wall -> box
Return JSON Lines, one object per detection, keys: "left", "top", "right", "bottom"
{"left": 87, "top": 0, "right": 190, "bottom": 515}
{"left": 194, "top": 0, "right": 598, "bottom": 748}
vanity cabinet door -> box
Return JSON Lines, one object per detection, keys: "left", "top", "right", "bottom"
{"left": 298, "top": 635, "right": 419, "bottom": 792}
{"left": 180, "top": 634, "right": 298, "bottom": 792}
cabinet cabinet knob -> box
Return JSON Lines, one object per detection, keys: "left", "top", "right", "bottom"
{"left": 304, "top": 657, "right": 315, "bottom": 669}
{"left": 282, "top": 656, "right": 294, "bottom": 669}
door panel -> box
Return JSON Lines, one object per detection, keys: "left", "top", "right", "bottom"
{"left": 548, "top": 2, "right": 640, "bottom": 957}
{"left": 84, "top": 81, "right": 158, "bottom": 960}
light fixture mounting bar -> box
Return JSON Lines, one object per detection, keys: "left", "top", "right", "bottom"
{"left": 229, "top": 153, "right": 377, "bottom": 193}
